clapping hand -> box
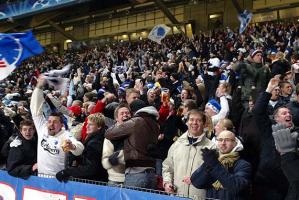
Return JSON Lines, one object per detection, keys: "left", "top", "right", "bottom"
{"left": 201, "top": 148, "right": 219, "bottom": 167}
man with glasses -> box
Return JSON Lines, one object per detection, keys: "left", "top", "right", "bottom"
{"left": 191, "top": 130, "right": 252, "bottom": 200}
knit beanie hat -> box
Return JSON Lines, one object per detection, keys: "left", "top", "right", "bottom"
{"left": 250, "top": 49, "right": 263, "bottom": 58}
{"left": 130, "top": 99, "right": 146, "bottom": 113}
{"left": 104, "top": 102, "right": 119, "bottom": 119}
{"left": 206, "top": 99, "right": 221, "bottom": 114}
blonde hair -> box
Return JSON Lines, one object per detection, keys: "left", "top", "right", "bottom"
{"left": 204, "top": 115, "right": 214, "bottom": 139}
{"left": 87, "top": 113, "right": 106, "bottom": 128}
{"left": 125, "top": 88, "right": 140, "bottom": 98}
{"left": 218, "top": 118, "right": 234, "bottom": 132}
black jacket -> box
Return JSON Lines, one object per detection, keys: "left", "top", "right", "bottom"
{"left": 66, "top": 128, "right": 108, "bottom": 182}
{"left": 253, "top": 92, "right": 288, "bottom": 199}
{"left": 280, "top": 152, "right": 299, "bottom": 200}
{"left": 270, "top": 59, "right": 290, "bottom": 78}
{"left": 6, "top": 135, "right": 37, "bottom": 179}
{"left": 0, "top": 109, "right": 17, "bottom": 164}
{"left": 287, "top": 101, "right": 299, "bottom": 127}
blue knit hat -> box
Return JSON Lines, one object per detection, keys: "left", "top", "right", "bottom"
{"left": 206, "top": 99, "right": 221, "bottom": 114}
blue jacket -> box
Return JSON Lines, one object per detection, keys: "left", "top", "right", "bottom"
{"left": 191, "top": 158, "right": 251, "bottom": 200}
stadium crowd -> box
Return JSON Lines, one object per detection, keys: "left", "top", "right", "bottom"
{"left": 0, "top": 21, "right": 299, "bottom": 200}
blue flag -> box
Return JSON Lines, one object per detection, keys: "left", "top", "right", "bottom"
{"left": 238, "top": 10, "right": 253, "bottom": 34}
{"left": 0, "top": 31, "right": 44, "bottom": 80}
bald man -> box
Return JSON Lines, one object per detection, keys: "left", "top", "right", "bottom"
{"left": 191, "top": 131, "right": 252, "bottom": 200}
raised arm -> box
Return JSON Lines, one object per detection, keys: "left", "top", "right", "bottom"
{"left": 30, "top": 76, "right": 46, "bottom": 117}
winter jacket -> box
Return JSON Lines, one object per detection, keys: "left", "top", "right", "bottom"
{"left": 287, "top": 101, "right": 299, "bottom": 127}
{"left": 270, "top": 59, "right": 291, "bottom": 77}
{"left": 238, "top": 109, "right": 260, "bottom": 180}
{"left": 253, "top": 91, "right": 289, "bottom": 199}
{"left": 203, "top": 73, "right": 221, "bottom": 101}
{"left": 66, "top": 129, "right": 108, "bottom": 182}
{"left": 235, "top": 61, "right": 270, "bottom": 101}
{"left": 102, "top": 139, "right": 125, "bottom": 183}
{"left": 280, "top": 152, "right": 299, "bottom": 200}
{"left": 162, "top": 132, "right": 215, "bottom": 200}
{"left": 0, "top": 109, "right": 16, "bottom": 165}
{"left": 191, "top": 159, "right": 251, "bottom": 200}
{"left": 6, "top": 135, "right": 37, "bottom": 179}
{"left": 105, "top": 106, "right": 160, "bottom": 168}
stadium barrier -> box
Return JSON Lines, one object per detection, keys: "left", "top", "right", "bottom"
{"left": 0, "top": 170, "right": 190, "bottom": 200}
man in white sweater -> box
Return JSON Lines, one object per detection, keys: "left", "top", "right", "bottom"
{"left": 30, "top": 76, "right": 84, "bottom": 177}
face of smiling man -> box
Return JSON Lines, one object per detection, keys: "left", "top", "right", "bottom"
{"left": 187, "top": 112, "right": 205, "bottom": 137}
{"left": 274, "top": 107, "right": 293, "bottom": 128}
{"left": 216, "top": 130, "right": 237, "bottom": 154}
{"left": 47, "top": 116, "right": 64, "bottom": 136}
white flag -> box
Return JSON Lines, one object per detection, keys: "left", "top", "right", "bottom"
{"left": 43, "top": 64, "right": 71, "bottom": 95}
{"left": 44, "top": 64, "right": 71, "bottom": 77}
{"left": 148, "top": 24, "right": 171, "bottom": 44}
{"left": 44, "top": 76, "right": 70, "bottom": 95}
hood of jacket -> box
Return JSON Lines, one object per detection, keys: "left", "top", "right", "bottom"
{"left": 135, "top": 106, "right": 159, "bottom": 119}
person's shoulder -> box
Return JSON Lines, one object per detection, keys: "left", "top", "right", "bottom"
{"left": 235, "top": 158, "right": 252, "bottom": 169}
{"left": 176, "top": 132, "right": 188, "bottom": 140}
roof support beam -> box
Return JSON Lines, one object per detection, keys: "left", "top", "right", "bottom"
{"left": 47, "top": 20, "right": 76, "bottom": 41}
{"left": 154, "top": 0, "right": 185, "bottom": 34}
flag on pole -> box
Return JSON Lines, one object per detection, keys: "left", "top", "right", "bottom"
{"left": 238, "top": 10, "right": 253, "bottom": 34}
{"left": 148, "top": 24, "right": 171, "bottom": 44}
{"left": 0, "top": 31, "right": 44, "bottom": 80}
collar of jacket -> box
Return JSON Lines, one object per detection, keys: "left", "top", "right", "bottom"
{"left": 178, "top": 132, "right": 206, "bottom": 146}
{"left": 84, "top": 128, "right": 105, "bottom": 143}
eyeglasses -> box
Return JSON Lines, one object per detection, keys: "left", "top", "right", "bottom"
{"left": 216, "top": 138, "right": 235, "bottom": 143}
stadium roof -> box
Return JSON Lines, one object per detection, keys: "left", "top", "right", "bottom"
{"left": 0, "top": 0, "right": 187, "bottom": 33}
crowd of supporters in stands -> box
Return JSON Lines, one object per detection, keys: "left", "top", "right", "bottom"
{"left": 0, "top": 22, "right": 299, "bottom": 200}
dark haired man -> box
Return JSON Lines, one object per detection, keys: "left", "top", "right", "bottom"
{"left": 253, "top": 77, "right": 296, "bottom": 200}
{"left": 30, "top": 76, "right": 84, "bottom": 176}
{"left": 5, "top": 120, "right": 37, "bottom": 179}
